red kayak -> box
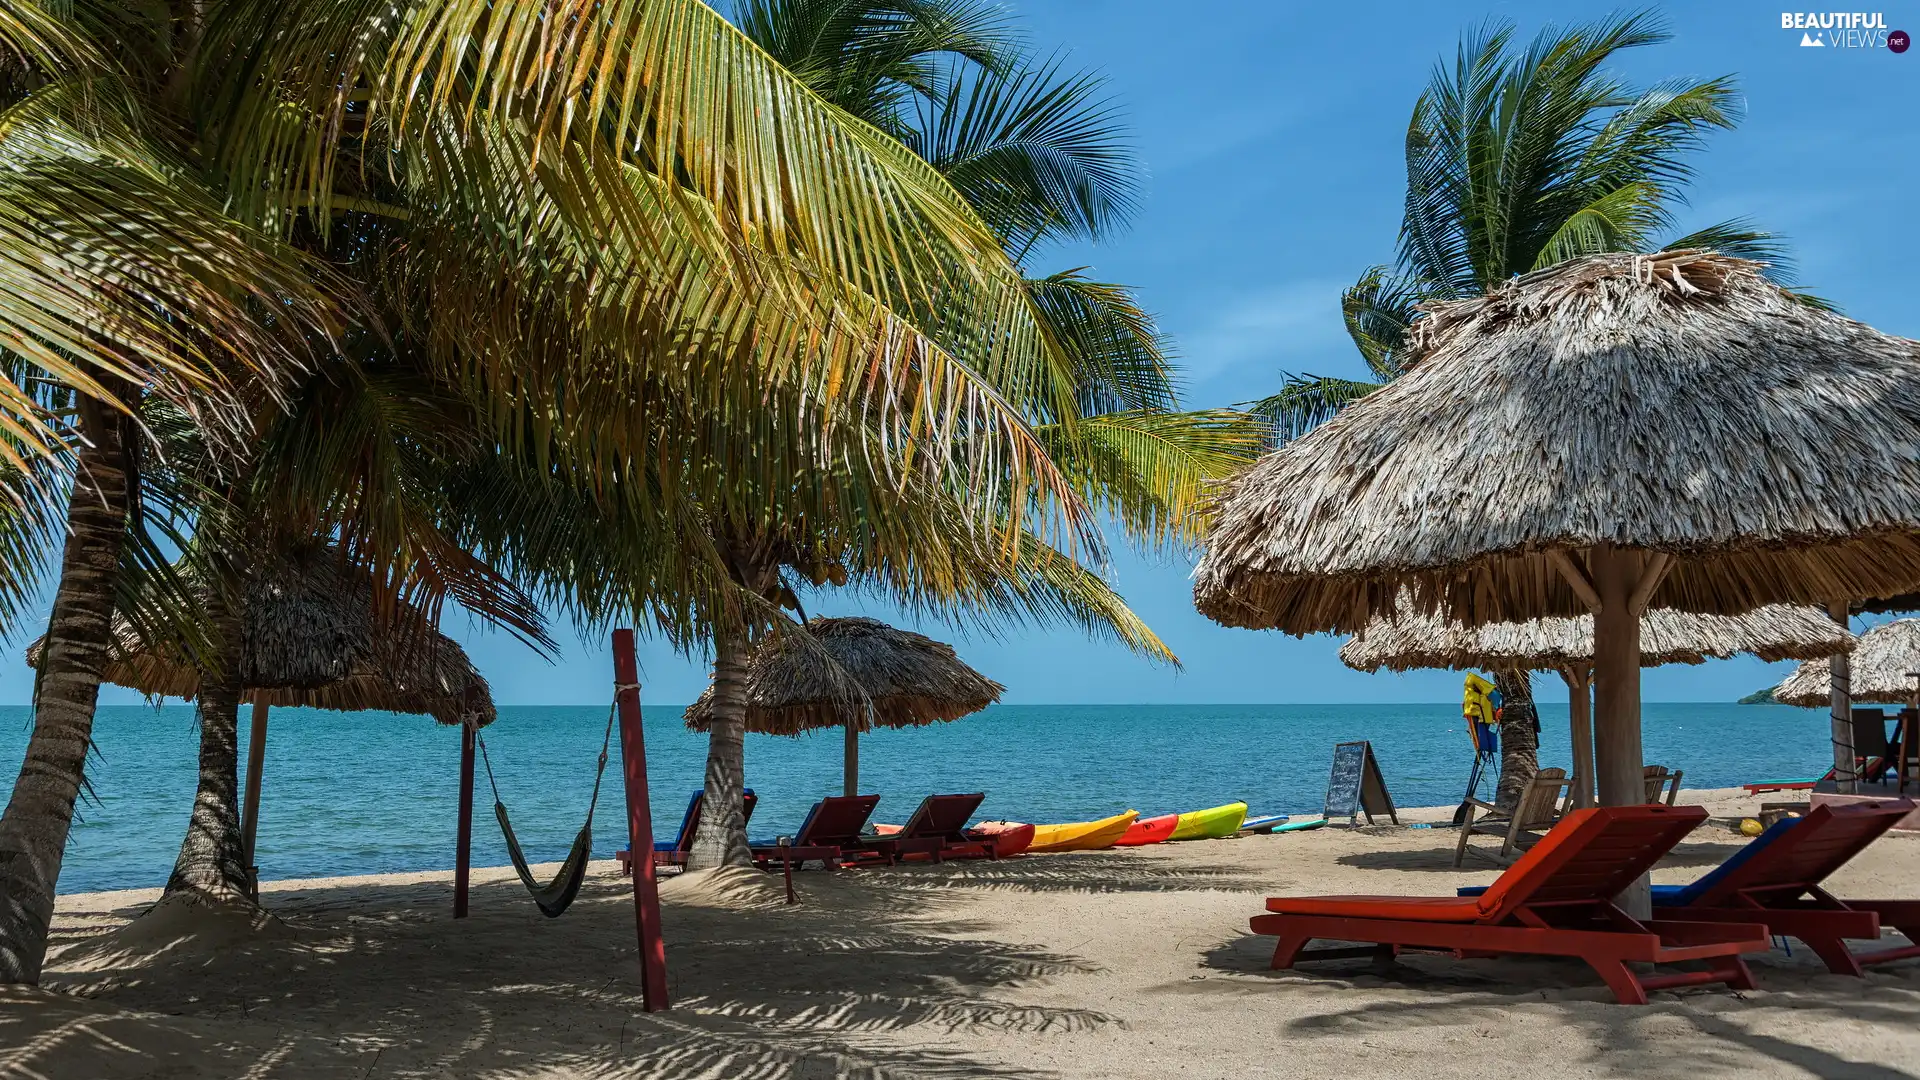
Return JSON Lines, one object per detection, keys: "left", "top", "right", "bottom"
{"left": 966, "top": 821, "right": 1036, "bottom": 859}
{"left": 1114, "top": 812, "right": 1178, "bottom": 846}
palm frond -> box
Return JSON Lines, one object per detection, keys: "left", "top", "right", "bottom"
{"left": 1246, "top": 375, "right": 1384, "bottom": 446}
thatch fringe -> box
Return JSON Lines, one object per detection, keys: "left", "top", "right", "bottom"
{"left": 1194, "top": 251, "right": 1920, "bottom": 635}
{"left": 1773, "top": 618, "right": 1920, "bottom": 708}
{"left": 1341, "top": 603, "right": 1852, "bottom": 673}
{"left": 684, "top": 617, "right": 1003, "bottom": 736}
{"left": 24, "top": 546, "right": 494, "bottom": 727}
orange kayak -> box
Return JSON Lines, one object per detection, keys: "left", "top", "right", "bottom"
{"left": 1114, "top": 812, "right": 1179, "bottom": 846}
{"left": 966, "top": 821, "right": 1036, "bottom": 858}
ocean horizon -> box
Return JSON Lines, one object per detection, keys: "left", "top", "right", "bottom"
{"left": 3, "top": 701, "right": 1837, "bottom": 895}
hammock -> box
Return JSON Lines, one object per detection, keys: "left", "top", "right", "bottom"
{"left": 478, "top": 703, "right": 616, "bottom": 918}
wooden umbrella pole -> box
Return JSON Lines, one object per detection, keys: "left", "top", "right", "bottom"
{"left": 454, "top": 721, "right": 475, "bottom": 919}
{"left": 613, "top": 628, "right": 671, "bottom": 1012}
{"left": 1828, "top": 601, "right": 1858, "bottom": 794}
{"left": 240, "top": 699, "right": 269, "bottom": 876}
{"left": 843, "top": 720, "right": 859, "bottom": 799}
{"left": 1560, "top": 667, "right": 1596, "bottom": 810}
{"left": 1590, "top": 546, "right": 1651, "bottom": 918}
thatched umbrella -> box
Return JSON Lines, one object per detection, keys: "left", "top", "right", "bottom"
{"left": 26, "top": 545, "right": 494, "bottom": 862}
{"left": 1341, "top": 604, "right": 1855, "bottom": 806}
{"left": 684, "top": 616, "right": 1004, "bottom": 796}
{"left": 1774, "top": 619, "right": 1920, "bottom": 708}
{"left": 1195, "top": 251, "right": 1920, "bottom": 904}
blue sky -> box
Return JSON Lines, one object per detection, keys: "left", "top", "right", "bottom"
{"left": 3, "top": 2, "right": 1913, "bottom": 707}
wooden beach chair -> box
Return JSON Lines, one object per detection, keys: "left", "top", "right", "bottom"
{"left": 616, "top": 789, "right": 758, "bottom": 872}
{"left": 750, "top": 794, "right": 886, "bottom": 871}
{"left": 1453, "top": 767, "right": 1574, "bottom": 866}
{"left": 1643, "top": 766, "right": 1683, "bottom": 805}
{"left": 858, "top": 793, "right": 992, "bottom": 862}
{"left": 1897, "top": 710, "right": 1918, "bottom": 794}
{"left": 1253, "top": 805, "right": 1768, "bottom": 1005}
{"left": 1648, "top": 800, "right": 1920, "bottom": 976}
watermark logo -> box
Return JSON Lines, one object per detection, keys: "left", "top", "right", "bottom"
{"left": 1780, "top": 11, "right": 1906, "bottom": 49}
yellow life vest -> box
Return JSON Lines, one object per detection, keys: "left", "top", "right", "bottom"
{"left": 1462, "top": 672, "right": 1497, "bottom": 728}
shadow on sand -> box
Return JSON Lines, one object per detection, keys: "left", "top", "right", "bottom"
{"left": 10, "top": 863, "right": 1133, "bottom": 1079}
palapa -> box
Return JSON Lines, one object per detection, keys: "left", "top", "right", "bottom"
{"left": 684, "top": 617, "right": 1003, "bottom": 735}
{"left": 1194, "top": 251, "right": 1920, "bottom": 862}
{"left": 24, "top": 546, "right": 495, "bottom": 727}
{"left": 684, "top": 616, "right": 1003, "bottom": 797}
{"left": 1341, "top": 601, "right": 1854, "bottom": 808}
{"left": 1340, "top": 604, "right": 1854, "bottom": 673}
{"left": 1774, "top": 619, "right": 1920, "bottom": 708}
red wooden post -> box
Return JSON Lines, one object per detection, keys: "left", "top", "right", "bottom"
{"left": 613, "top": 628, "right": 670, "bottom": 1011}
{"left": 455, "top": 722, "right": 475, "bottom": 919}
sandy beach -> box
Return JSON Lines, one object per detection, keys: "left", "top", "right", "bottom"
{"left": 5, "top": 788, "right": 1916, "bottom": 1079}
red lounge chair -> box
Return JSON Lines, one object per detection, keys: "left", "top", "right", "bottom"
{"left": 860, "top": 793, "right": 991, "bottom": 862}
{"left": 1249, "top": 805, "right": 1769, "bottom": 1005}
{"left": 615, "top": 789, "right": 757, "bottom": 872}
{"left": 1650, "top": 799, "right": 1920, "bottom": 976}
{"left": 750, "top": 794, "right": 886, "bottom": 870}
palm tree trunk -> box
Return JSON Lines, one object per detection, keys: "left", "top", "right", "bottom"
{"left": 686, "top": 629, "right": 756, "bottom": 869}
{"left": 1492, "top": 668, "right": 1540, "bottom": 812}
{"left": 0, "top": 398, "right": 131, "bottom": 984}
{"left": 164, "top": 584, "right": 253, "bottom": 901}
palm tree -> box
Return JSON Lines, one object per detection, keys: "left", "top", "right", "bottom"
{"left": 0, "top": 0, "right": 1111, "bottom": 983}
{"left": 646, "top": 0, "right": 1263, "bottom": 868}
{"left": 1248, "top": 11, "right": 1795, "bottom": 801}
{"left": 1253, "top": 11, "right": 1790, "bottom": 442}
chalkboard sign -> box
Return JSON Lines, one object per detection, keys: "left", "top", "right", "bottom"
{"left": 1323, "top": 741, "right": 1399, "bottom": 825}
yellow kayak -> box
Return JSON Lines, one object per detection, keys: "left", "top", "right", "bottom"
{"left": 1025, "top": 811, "right": 1139, "bottom": 853}
{"left": 1169, "top": 802, "right": 1248, "bottom": 841}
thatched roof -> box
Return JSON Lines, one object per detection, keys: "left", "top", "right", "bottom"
{"left": 25, "top": 546, "right": 494, "bottom": 727}
{"left": 1773, "top": 618, "right": 1920, "bottom": 707}
{"left": 1341, "top": 603, "right": 1852, "bottom": 673}
{"left": 1194, "top": 251, "right": 1920, "bottom": 636}
{"left": 684, "top": 617, "right": 1003, "bottom": 736}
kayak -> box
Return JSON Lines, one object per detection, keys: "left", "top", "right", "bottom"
{"left": 1114, "top": 813, "right": 1179, "bottom": 846}
{"left": 966, "top": 821, "right": 1036, "bottom": 859}
{"left": 1169, "top": 802, "right": 1248, "bottom": 841}
{"left": 1240, "top": 814, "right": 1290, "bottom": 834}
{"left": 1018, "top": 811, "right": 1139, "bottom": 853}
{"left": 1270, "top": 817, "right": 1326, "bottom": 833}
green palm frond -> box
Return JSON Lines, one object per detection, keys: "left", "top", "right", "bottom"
{"left": 1341, "top": 266, "right": 1423, "bottom": 380}
{"left": 1042, "top": 409, "right": 1265, "bottom": 550}
{"left": 1025, "top": 269, "right": 1177, "bottom": 414}
{"left": 910, "top": 56, "right": 1138, "bottom": 249}
{"left": 1246, "top": 375, "right": 1385, "bottom": 447}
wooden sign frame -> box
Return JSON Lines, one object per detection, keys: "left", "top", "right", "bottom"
{"left": 1323, "top": 740, "right": 1400, "bottom": 826}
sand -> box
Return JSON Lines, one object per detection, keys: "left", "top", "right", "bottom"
{"left": 4, "top": 788, "right": 1917, "bottom": 1079}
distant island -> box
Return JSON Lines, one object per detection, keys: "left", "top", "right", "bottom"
{"left": 1738, "top": 687, "right": 1777, "bottom": 705}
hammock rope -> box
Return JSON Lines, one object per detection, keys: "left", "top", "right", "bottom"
{"left": 476, "top": 697, "right": 620, "bottom": 918}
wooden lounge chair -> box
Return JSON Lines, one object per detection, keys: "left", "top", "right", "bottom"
{"left": 750, "top": 794, "right": 886, "bottom": 871}
{"left": 858, "top": 793, "right": 991, "bottom": 862}
{"left": 1649, "top": 799, "right": 1920, "bottom": 976}
{"left": 1454, "top": 767, "right": 1573, "bottom": 866}
{"left": 1895, "top": 710, "right": 1917, "bottom": 794}
{"left": 615, "top": 789, "right": 757, "bottom": 872}
{"left": 1643, "top": 766, "right": 1683, "bottom": 806}
{"left": 1254, "top": 805, "right": 1768, "bottom": 1005}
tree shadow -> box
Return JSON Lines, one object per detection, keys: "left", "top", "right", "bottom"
{"left": 1336, "top": 834, "right": 1747, "bottom": 873}
{"left": 20, "top": 866, "right": 1112, "bottom": 1079}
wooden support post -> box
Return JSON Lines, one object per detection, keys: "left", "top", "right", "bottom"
{"left": 1561, "top": 668, "right": 1596, "bottom": 810}
{"left": 614, "top": 628, "right": 671, "bottom": 1012}
{"left": 455, "top": 721, "right": 475, "bottom": 919}
{"left": 843, "top": 722, "right": 859, "bottom": 799}
{"left": 240, "top": 700, "right": 270, "bottom": 882}
{"left": 1591, "top": 546, "right": 1651, "bottom": 919}
{"left": 1829, "top": 601, "right": 1858, "bottom": 794}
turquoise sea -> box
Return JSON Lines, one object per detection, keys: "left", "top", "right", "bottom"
{"left": 1, "top": 702, "right": 1835, "bottom": 895}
